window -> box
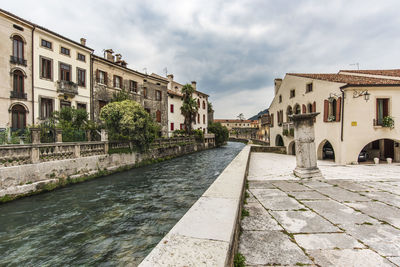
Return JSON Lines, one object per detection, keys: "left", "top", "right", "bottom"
{"left": 41, "top": 39, "right": 52, "bottom": 49}
{"left": 306, "top": 83, "right": 313, "bottom": 93}
{"left": 145, "top": 108, "right": 150, "bottom": 113}
{"left": 77, "top": 68, "right": 86, "bottom": 87}
{"left": 197, "top": 99, "right": 200, "bottom": 107}
{"left": 130, "top": 80, "right": 138, "bottom": 92}
{"left": 286, "top": 106, "right": 293, "bottom": 121}
{"left": 40, "top": 57, "right": 52, "bottom": 79}
{"left": 156, "top": 110, "right": 161, "bottom": 122}
{"left": 12, "top": 70, "right": 24, "bottom": 94}
{"left": 40, "top": 98, "right": 53, "bottom": 119}
{"left": 143, "top": 87, "right": 147, "bottom": 98}
{"left": 376, "top": 98, "right": 389, "bottom": 126}
{"left": 98, "top": 100, "right": 107, "bottom": 113}
{"left": 60, "top": 47, "right": 70, "bottom": 56}
{"left": 294, "top": 104, "right": 301, "bottom": 114}
{"left": 203, "top": 114, "right": 205, "bottom": 124}
{"left": 77, "top": 53, "right": 85, "bottom": 61}
{"left": 323, "top": 97, "right": 341, "bottom": 122}
{"left": 155, "top": 90, "right": 162, "bottom": 101}
{"left": 11, "top": 104, "right": 26, "bottom": 131}
{"left": 203, "top": 101, "right": 206, "bottom": 109}
{"left": 279, "top": 95, "right": 282, "bottom": 103}
{"left": 77, "top": 103, "right": 86, "bottom": 110}
{"left": 307, "top": 103, "right": 313, "bottom": 113}
{"left": 113, "top": 75, "right": 122, "bottom": 88}
{"left": 180, "top": 123, "right": 184, "bottom": 130}
{"left": 97, "top": 70, "right": 107, "bottom": 84}
{"left": 170, "top": 123, "right": 174, "bottom": 131}
{"left": 60, "top": 63, "right": 71, "bottom": 81}
{"left": 13, "top": 35, "right": 24, "bottom": 59}
{"left": 170, "top": 104, "right": 174, "bottom": 113}
{"left": 290, "top": 89, "right": 295, "bottom": 98}
{"left": 197, "top": 113, "right": 200, "bottom": 123}
{"left": 60, "top": 100, "right": 71, "bottom": 109}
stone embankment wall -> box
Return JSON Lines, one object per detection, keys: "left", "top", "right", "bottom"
{"left": 140, "top": 145, "right": 251, "bottom": 266}
{"left": 0, "top": 135, "right": 215, "bottom": 202}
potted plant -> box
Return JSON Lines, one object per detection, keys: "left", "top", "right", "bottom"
{"left": 382, "top": 116, "right": 394, "bottom": 129}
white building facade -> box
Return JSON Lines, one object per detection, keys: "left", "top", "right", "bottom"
{"left": 269, "top": 70, "right": 400, "bottom": 164}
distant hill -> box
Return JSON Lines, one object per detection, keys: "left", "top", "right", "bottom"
{"left": 248, "top": 109, "right": 269, "bottom": 120}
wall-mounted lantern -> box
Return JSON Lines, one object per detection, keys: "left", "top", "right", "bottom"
{"left": 353, "top": 90, "right": 370, "bottom": 102}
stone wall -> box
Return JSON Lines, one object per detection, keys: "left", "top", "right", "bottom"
{"left": 0, "top": 139, "right": 214, "bottom": 201}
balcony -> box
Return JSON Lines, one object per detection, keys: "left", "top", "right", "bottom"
{"left": 10, "top": 90, "right": 27, "bottom": 100}
{"left": 10, "top": 56, "right": 27, "bottom": 66}
{"left": 282, "top": 122, "right": 294, "bottom": 137}
{"left": 57, "top": 80, "right": 78, "bottom": 96}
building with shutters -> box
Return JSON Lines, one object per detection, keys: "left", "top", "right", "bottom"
{"left": 268, "top": 70, "right": 400, "bottom": 164}
{"left": 164, "top": 74, "right": 209, "bottom": 137}
{"left": 92, "top": 51, "right": 168, "bottom": 136}
{"left": 214, "top": 119, "right": 259, "bottom": 139}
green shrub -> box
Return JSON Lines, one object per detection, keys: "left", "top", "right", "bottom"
{"left": 208, "top": 122, "right": 229, "bottom": 146}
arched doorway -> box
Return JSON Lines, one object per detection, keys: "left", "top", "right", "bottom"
{"left": 317, "top": 140, "right": 335, "bottom": 160}
{"left": 288, "top": 141, "right": 296, "bottom": 155}
{"left": 275, "top": 134, "right": 284, "bottom": 147}
{"left": 294, "top": 104, "right": 301, "bottom": 115}
{"left": 358, "top": 139, "right": 399, "bottom": 163}
{"left": 11, "top": 104, "right": 26, "bottom": 131}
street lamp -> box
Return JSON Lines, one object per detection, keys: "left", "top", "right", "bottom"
{"left": 353, "top": 90, "right": 370, "bottom": 102}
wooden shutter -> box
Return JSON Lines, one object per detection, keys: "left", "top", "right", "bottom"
{"left": 302, "top": 104, "right": 306, "bottom": 114}
{"left": 113, "top": 76, "right": 116, "bottom": 87}
{"left": 383, "top": 99, "right": 389, "bottom": 117}
{"left": 270, "top": 113, "right": 274, "bottom": 127}
{"left": 96, "top": 69, "right": 99, "bottom": 82}
{"left": 104, "top": 72, "right": 108, "bottom": 85}
{"left": 312, "top": 101, "right": 316, "bottom": 112}
{"left": 323, "top": 100, "right": 329, "bottom": 122}
{"left": 336, "top": 97, "right": 341, "bottom": 122}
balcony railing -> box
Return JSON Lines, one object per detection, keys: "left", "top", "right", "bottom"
{"left": 10, "top": 90, "right": 27, "bottom": 100}
{"left": 10, "top": 56, "right": 27, "bottom": 66}
{"left": 282, "top": 122, "right": 294, "bottom": 137}
{"left": 57, "top": 80, "right": 78, "bottom": 96}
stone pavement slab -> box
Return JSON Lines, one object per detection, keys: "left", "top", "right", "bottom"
{"left": 272, "top": 181, "right": 313, "bottom": 191}
{"left": 363, "top": 191, "right": 400, "bottom": 207}
{"left": 388, "top": 257, "right": 400, "bottom": 266}
{"left": 302, "top": 180, "right": 333, "bottom": 188}
{"left": 308, "top": 249, "right": 395, "bottom": 267}
{"left": 250, "top": 188, "right": 287, "bottom": 198}
{"left": 258, "top": 196, "right": 306, "bottom": 210}
{"left": 239, "top": 230, "right": 312, "bottom": 266}
{"left": 302, "top": 199, "right": 377, "bottom": 226}
{"left": 346, "top": 201, "right": 400, "bottom": 228}
{"left": 248, "top": 181, "right": 276, "bottom": 189}
{"left": 242, "top": 202, "right": 282, "bottom": 231}
{"left": 246, "top": 190, "right": 258, "bottom": 203}
{"left": 294, "top": 233, "right": 364, "bottom": 250}
{"left": 315, "top": 186, "right": 370, "bottom": 202}
{"left": 344, "top": 224, "right": 400, "bottom": 256}
{"left": 287, "top": 190, "right": 329, "bottom": 200}
{"left": 270, "top": 210, "right": 340, "bottom": 233}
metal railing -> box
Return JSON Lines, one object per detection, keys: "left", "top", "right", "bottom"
{"left": 57, "top": 80, "right": 78, "bottom": 95}
{"left": 10, "top": 90, "right": 27, "bottom": 99}
{"left": 10, "top": 56, "right": 27, "bottom": 66}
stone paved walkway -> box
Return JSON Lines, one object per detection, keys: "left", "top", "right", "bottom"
{"left": 239, "top": 152, "right": 400, "bottom": 266}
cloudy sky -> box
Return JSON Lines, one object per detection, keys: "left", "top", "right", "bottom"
{"left": 3, "top": 1, "right": 400, "bottom": 118}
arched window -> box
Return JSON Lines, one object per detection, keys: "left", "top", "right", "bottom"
{"left": 197, "top": 99, "right": 200, "bottom": 108}
{"left": 156, "top": 110, "right": 161, "bottom": 122}
{"left": 286, "top": 106, "right": 293, "bottom": 121}
{"left": 294, "top": 104, "right": 301, "bottom": 114}
{"left": 197, "top": 113, "right": 200, "bottom": 123}
{"left": 307, "top": 103, "right": 313, "bottom": 113}
{"left": 11, "top": 104, "right": 26, "bottom": 131}
{"left": 13, "top": 35, "right": 24, "bottom": 59}
{"left": 12, "top": 70, "right": 24, "bottom": 98}
{"left": 203, "top": 114, "right": 205, "bottom": 124}
{"left": 202, "top": 101, "right": 206, "bottom": 109}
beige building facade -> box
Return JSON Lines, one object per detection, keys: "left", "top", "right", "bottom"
{"left": 269, "top": 70, "right": 400, "bottom": 164}
{"left": 33, "top": 28, "right": 93, "bottom": 123}
{"left": 92, "top": 52, "right": 168, "bottom": 136}
{"left": 0, "top": 9, "right": 34, "bottom": 131}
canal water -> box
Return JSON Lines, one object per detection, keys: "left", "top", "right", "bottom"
{"left": 0, "top": 142, "right": 245, "bottom": 266}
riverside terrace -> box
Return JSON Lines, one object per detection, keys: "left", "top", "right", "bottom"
{"left": 239, "top": 152, "right": 400, "bottom": 266}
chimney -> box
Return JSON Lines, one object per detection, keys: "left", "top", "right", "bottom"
{"left": 191, "top": 81, "right": 197, "bottom": 90}
{"left": 115, "top": 53, "right": 122, "bottom": 63}
{"left": 80, "top": 38, "right": 86, "bottom": 46}
{"left": 274, "top": 78, "right": 282, "bottom": 95}
{"left": 104, "top": 49, "right": 114, "bottom": 62}
{"left": 167, "top": 74, "right": 174, "bottom": 82}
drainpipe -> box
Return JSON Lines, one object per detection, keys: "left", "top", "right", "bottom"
{"left": 90, "top": 52, "right": 94, "bottom": 121}
{"left": 339, "top": 86, "right": 345, "bottom": 142}
{"left": 31, "top": 26, "right": 35, "bottom": 125}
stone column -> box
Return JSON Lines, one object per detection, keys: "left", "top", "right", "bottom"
{"left": 101, "top": 129, "right": 109, "bottom": 154}
{"left": 55, "top": 128, "right": 63, "bottom": 143}
{"left": 289, "top": 113, "right": 322, "bottom": 179}
{"left": 86, "top": 130, "right": 92, "bottom": 142}
{"left": 31, "top": 128, "right": 40, "bottom": 144}
{"left": 30, "top": 128, "right": 40, "bottom": 163}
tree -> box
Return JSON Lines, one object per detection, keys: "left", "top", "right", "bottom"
{"left": 181, "top": 84, "right": 198, "bottom": 133}
{"left": 237, "top": 113, "right": 245, "bottom": 120}
{"left": 52, "top": 107, "right": 89, "bottom": 142}
{"left": 100, "top": 100, "right": 160, "bottom": 152}
{"left": 208, "top": 122, "right": 229, "bottom": 147}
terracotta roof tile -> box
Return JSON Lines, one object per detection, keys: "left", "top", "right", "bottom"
{"left": 340, "top": 69, "right": 400, "bottom": 77}
{"left": 167, "top": 90, "right": 183, "bottom": 97}
{"left": 287, "top": 73, "right": 400, "bottom": 86}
